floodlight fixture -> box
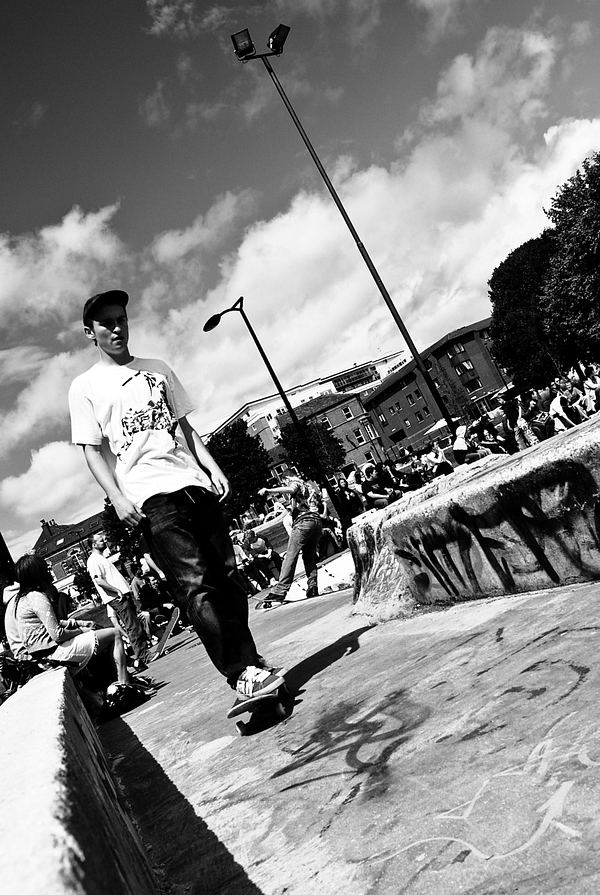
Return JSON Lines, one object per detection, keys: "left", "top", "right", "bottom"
{"left": 267, "top": 24, "right": 290, "bottom": 55}
{"left": 231, "top": 28, "right": 256, "bottom": 61}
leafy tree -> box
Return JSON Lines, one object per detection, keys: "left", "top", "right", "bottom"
{"left": 541, "top": 152, "right": 600, "bottom": 366}
{"left": 101, "top": 498, "right": 142, "bottom": 565}
{"left": 73, "top": 567, "right": 96, "bottom": 603}
{"left": 488, "top": 230, "right": 560, "bottom": 388}
{"left": 279, "top": 419, "right": 345, "bottom": 481}
{"left": 207, "top": 420, "right": 271, "bottom": 521}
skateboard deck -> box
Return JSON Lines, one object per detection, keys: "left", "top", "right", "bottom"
{"left": 148, "top": 606, "right": 180, "bottom": 661}
{"left": 227, "top": 681, "right": 292, "bottom": 736}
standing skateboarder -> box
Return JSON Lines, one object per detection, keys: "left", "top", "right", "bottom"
{"left": 68, "top": 289, "right": 283, "bottom": 702}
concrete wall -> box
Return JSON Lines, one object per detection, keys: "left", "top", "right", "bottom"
{"left": 349, "top": 417, "right": 600, "bottom": 620}
{"left": 0, "top": 669, "right": 158, "bottom": 895}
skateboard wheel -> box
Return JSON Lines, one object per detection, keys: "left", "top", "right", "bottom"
{"left": 274, "top": 702, "right": 287, "bottom": 720}
{"left": 236, "top": 720, "right": 248, "bottom": 736}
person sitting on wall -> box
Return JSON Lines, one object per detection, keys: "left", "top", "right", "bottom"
{"left": 423, "top": 440, "right": 454, "bottom": 476}
{"left": 452, "top": 425, "right": 492, "bottom": 465}
{"left": 361, "top": 465, "right": 391, "bottom": 509}
{"left": 13, "top": 554, "right": 133, "bottom": 686}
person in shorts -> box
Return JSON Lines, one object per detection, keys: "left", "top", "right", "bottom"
{"left": 68, "top": 290, "right": 282, "bottom": 702}
{"left": 13, "top": 554, "right": 132, "bottom": 683}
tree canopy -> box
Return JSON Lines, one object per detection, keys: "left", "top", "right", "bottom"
{"left": 488, "top": 150, "right": 600, "bottom": 383}
{"left": 488, "top": 230, "right": 559, "bottom": 388}
{"left": 207, "top": 419, "right": 271, "bottom": 521}
{"left": 279, "top": 419, "right": 345, "bottom": 481}
{"left": 540, "top": 152, "right": 600, "bottom": 366}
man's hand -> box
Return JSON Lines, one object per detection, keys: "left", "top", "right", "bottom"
{"left": 258, "top": 487, "right": 268, "bottom": 497}
{"left": 113, "top": 495, "right": 145, "bottom": 528}
{"left": 211, "top": 468, "right": 231, "bottom": 502}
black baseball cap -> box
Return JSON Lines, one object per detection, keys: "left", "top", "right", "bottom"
{"left": 83, "top": 290, "right": 129, "bottom": 327}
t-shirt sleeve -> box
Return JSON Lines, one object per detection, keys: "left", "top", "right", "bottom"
{"left": 163, "top": 365, "right": 195, "bottom": 420}
{"left": 68, "top": 379, "right": 102, "bottom": 446}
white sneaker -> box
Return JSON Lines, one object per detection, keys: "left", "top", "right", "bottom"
{"left": 236, "top": 666, "right": 284, "bottom": 700}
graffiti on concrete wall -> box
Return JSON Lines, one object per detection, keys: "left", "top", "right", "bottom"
{"left": 351, "top": 458, "right": 600, "bottom": 609}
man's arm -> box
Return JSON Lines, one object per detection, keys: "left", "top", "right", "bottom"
{"left": 178, "top": 417, "right": 230, "bottom": 501}
{"left": 82, "top": 445, "right": 145, "bottom": 526}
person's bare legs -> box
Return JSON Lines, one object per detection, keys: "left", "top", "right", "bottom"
{"left": 95, "top": 628, "right": 131, "bottom": 684}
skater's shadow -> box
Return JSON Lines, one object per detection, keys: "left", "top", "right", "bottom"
{"left": 285, "top": 624, "right": 375, "bottom": 693}
{"left": 100, "top": 718, "right": 267, "bottom": 895}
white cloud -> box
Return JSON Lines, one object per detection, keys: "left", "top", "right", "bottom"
{"left": 0, "top": 442, "right": 105, "bottom": 538}
{"left": 145, "top": 1, "right": 230, "bottom": 38}
{"left": 421, "top": 27, "right": 557, "bottom": 129}
{"left": 0, "top": 346, "right": 50, "bottom": 384}
{"left": 410, "top": 0, "right": 479, "bottom": 42}
{"left": 0, "top": 350, "right": 91, "bottom": 458}
{"left": 0, "top": 203, "right": 126, "bottom": 332}
{"left": 139, "top": 80, "right": 171, "bottom": 127}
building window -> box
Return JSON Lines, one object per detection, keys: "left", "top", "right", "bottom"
{"left": 377, "top": 412, "right": 388, "bottom": 427}
{"left": 404, "top": 418, "right": 412, "bottom": 428}
{"left": 424, "top": 359, "right": 433, "bottom": 371}
{"left": 364, "top": 421, "right": 377, "bottom": 440}
{"left": 432, "top": 378, "right": 440, "bottom": 388}
{"left": 364, "top": 451, "right": 374, "bottom": 462}
{"left": 454, "top": 341, "right": 465, "bottom": 354}
{"left": 464, "top": 377, "right": 483, "bottom": 393}
{"left": 320, "top": 416, "right": 332, "bottom": 430}
{"left": 342, "top": 406, "right": 353, "bottom": 420}
{"left": 407, "top": 394, "right": 415, "bottom": 406}
{"left": 463, "top": 359, "right": 474, "bottom": 371}
{"left": 415, "top": 411, "right": 424, "bottom": 422}
{"left": 422, "top": 405, "right": 430, "bottom": 416}
{"left": 353, "top": 427, "right": 366, "bottom": 445}
{"left": 389, "top": 404, "right": 397, "bottom": 415}
{"left": 414, "top": 388, "right": 422, "bottom": 399}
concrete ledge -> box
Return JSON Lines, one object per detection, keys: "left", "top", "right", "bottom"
{"left": 349, "top": 416, "right": 600, "bottom": 620}
{"left": 0, "top": 670, "right": 158, "bottom": 895}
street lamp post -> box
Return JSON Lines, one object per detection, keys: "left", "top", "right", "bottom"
{"left": 203, "top": 296, "right": 344, "bottom": 518}
{"left": 230, "top": 25, "right": 456, "bottom": 435}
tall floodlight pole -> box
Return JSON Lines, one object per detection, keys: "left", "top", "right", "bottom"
{"left": 230, "top": 25, "right": 456, "bottom": 435}
{"left": 203, "top": 297, "right": 344, "bottom": 519}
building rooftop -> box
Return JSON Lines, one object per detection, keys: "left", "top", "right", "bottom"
{"left": 363, "top": 317, "right": 491, "bottom": 405}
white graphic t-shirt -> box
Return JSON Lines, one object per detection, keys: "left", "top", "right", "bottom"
{"left": 69, "top": 358, "right": 212, "bottom": 507}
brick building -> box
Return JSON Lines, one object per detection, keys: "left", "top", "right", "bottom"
{"left": 363, "top": 318, "right": 508, "bottom": 454}
{"left": 276, "top": 391, "right": 385, "bottom": 476}
{"left": 33, "top": 512, "right": 105, "bottom": 586}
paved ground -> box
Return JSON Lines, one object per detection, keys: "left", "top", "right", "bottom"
{"left": 100, "top": 582, "right": 600, "bottom": 895}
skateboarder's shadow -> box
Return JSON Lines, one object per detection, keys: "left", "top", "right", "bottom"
{"left": 284, "top": 624, "right": 375, "bottom": 696}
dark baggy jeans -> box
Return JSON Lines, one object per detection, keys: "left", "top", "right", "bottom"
{"left": 270, "top": 515, "right": 322, "bottom": 599}
{"left": 142, "top": 487, "right": 261, "bottom": 686}
{"left": 110, "top": 594, "right": 147, "bottom": 660}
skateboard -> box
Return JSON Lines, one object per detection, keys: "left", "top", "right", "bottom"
{"left": 227, "top": 682, "right": 292, "bottom": 736}
{"left": 148, "top": 606, "right": 180, "bottom": 661}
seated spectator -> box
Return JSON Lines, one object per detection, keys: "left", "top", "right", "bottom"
{"left": 335, "top": 477, "right": 365, "bottom": 521}
{"left": 470, "top": 418, "right": 507, "bottom": 454}
{"left": 361, "top": 465, "right": 390, "bottom": 509}
{"left": 244, "top": 529, "right": 282, "bottom": 583}
{"left": 452, "top": 425, "right": 491, "bottom": 465}
{"left": 424, "top": 440, "right": 454, "bottom": 476}
{"left": 557, "top": 377, "right": 588, "bottom": 423}
{"left": 549, "top": 389, "right": 576, "bottom": 432}
{"left": 582, "top": 365, "right": 600, "bottom": 414}
{"left": 14, "top": 554, "right": 132, "bottom": 685}
{"left": 232, "top": 534, "right": 269, "bottom": 594}
{"left": 3, "top": 581, "right": 28, "bottom": 659}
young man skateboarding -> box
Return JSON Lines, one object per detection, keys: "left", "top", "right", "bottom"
{"left": 68, "top": 289, "right": 283, "bottom": 702}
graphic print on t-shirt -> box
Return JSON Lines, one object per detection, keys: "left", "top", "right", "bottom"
{"left": 119, "top": 369, "right": 178, "bottom": 457}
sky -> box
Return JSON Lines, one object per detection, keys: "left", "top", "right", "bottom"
{"left": 2, "top": 0, "right": 600, "bottom": 557}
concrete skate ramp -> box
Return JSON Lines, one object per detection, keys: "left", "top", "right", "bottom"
{"left": 348, "top": 416, "right": 600, "bottom": 620}
{"left": 0, "top": 669, "right": 158, "bottom": 895}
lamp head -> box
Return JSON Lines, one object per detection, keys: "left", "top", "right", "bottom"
{"left": 203, "top": 314, "right": 222, "bottom": 332}
{"left": 267, "top": 24, "right": 290, "bottom": 55}
{"left": 231, "top": 28, "right": 256, "bottom": 61}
